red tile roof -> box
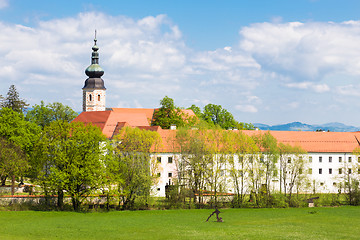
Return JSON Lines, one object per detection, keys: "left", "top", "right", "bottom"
{"left": 241, "top": 130, "right": 360, "bottom": 153}
{"left": 73, "top": 108, "right": 196, "bottom": 138}
{"left": 74, "top": 110, "right": 360, "bottom": 153}
{"left": 73, "top": 110, "right": 151, "bottom": 138}
{"left": 111, "top": 108, "right": 155, "bottom": 124}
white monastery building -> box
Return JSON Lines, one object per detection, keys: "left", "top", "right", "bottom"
{"left": 74, "top": 37, "right": 360, "bottom": 197}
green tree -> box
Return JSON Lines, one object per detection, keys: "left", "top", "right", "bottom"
{"left": 0, "top": 108, "right": 40, "bottom": 157}
{"left": 107, "top": 127, "right": 161, "bottom": 210}
{"left": 0, "top": 137, "right": 28, "bottom": 193}
{"left": 26, "top": 101, "right": 78, "bottom": 129}
{"left": 188, "top": 104, "right": 201, "bottom": 118}
{"left": 0, "top": 85, "right": 28, "bottom": 113}
{"left": 152, "top": 96, "right": 196, "bottom": 129}
{"left": 252, "top": 132, "right": 279, "bottom": 207}
{"left": 0, "top": 108, "right": 39, "bottom": 189}
{"left": 175, "top": 127, "right": 212, "bottom": 205}
{"left": 33, "top": 121, "right": 106, "bottom": 210}
{"left": 226, "top": 131, "right": 258, "bottom": 206}
{"left": 340, "top": 148, "right": 360, "bottom": 205}
{"left": 278, "top": 143, "right": 307, "bottom": 206}
{"left": 202, "top": 104, "right": 237, "bottom": 129}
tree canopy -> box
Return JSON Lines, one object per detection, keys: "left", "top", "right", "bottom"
{"left": 188, "top": 103, "right": 254, "bottom": 130}
{"left": 0, "top": 107, "right": 40, "bottom": 155}
{"left": 152, "top": 96, "right": 196, "bottom": 129}
{"left": 32, "top": 120, "right": 106, "bottom": 210}
{"left": 26, "top": 101, "right": 78, "bottom": 129}
{"left": 0, "top": 85, "right": 28, "bottom": 113}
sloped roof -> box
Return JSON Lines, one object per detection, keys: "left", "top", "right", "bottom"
{"left": 150, "top": 129, "right": 360, "bottom": 153}
{"left": 73, "top": 108, "right": 196, "bottom": 138}
{"left": 73, "top": 110, "right": 150, "bottom": 138}
{"left": 241, "top": 130, "right": 360, "bottom": 153}
{"left": 111, "top": 108, "right": 155, "bottom": 124}
{"left": 73, "top": 109, "right": 360, "bottom": 153}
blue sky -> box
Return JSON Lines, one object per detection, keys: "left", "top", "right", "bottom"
{"left": 1, "top": 0, "right": 360, "bottom": 126}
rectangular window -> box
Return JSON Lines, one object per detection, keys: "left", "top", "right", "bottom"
{"left": 157, "top": 173, "right": 161, "bottom": 177}
{"left": 349, "top": 157, "right": 352, "bottom": 163}
{"left": 339, "top": 157, "right": 342, "bottom": 163}
{"left": 349, "top": 168, "right": 352, "bottom": 174}
{"left": 319, "top": 156, "right": 322, "bottom": 163}
{"left": 168, "top": 172, "right": 172, "bottom": 177}
{"left": 329, "top": 156, "right": 332, "bottom": 163}
{"left": 358, "top": 168, "right": 360, "bottom": 174}
{"left": 287, "top": 157, "right": 291, "bottom": 163}
{"left": 358, "top": 157, "right": 360, "bottom": 163}
{"left": 157, "top": 188, "right": 160, "bottom": 191}
{"left": 329, "top": 168, "right": 332, "bottom": 174}
{"left": 309, "top": 156, "right": 312, "bottom": 163}
{"left": 339, "top": 168, "right": 342, "bottom": 174}
{"left": 319, "top": 168, "right": 322, "bottom": 174}
{"left": 168, "top": 157, "right": 173, "bottom": 163}
{"left": 333, "top": 182, "right": 337, "bottom": 187}
{"left": 157, "top": 157, "right": 161, "bottom": 163}
{"left": 309, "top": 168, "right": 312, "bottom": 174}
{"left": 320, "top": 182, "right": 324, "bottom": 186}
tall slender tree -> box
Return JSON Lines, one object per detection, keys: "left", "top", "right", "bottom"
{"left": 0, "top": 85, "right": 28, "bottom": 113}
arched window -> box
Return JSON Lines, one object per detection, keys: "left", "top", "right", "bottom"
{"left": 98, "top": 94, "right": 101, "bottom": 101}
{"left": 89, "top": 94, "right": 92, "bottom": 101}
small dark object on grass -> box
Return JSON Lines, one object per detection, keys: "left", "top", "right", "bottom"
{"left": 206, "top": 208, "right": 223, "bottom": 222}
{"left": 308, "top": 210, "right": 317, "bottom": 214}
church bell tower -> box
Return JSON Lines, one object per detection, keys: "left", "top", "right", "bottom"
{"left": 82, "top": 31, "right": 106, "bottom": 112}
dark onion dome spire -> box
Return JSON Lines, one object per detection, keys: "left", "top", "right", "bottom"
{"left": 83, "top": 30, "right": 106, "bottom": 90}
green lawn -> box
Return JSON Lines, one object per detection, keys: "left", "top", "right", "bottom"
{"left": 0, "top": 207, "right": 359, "bottom": 239}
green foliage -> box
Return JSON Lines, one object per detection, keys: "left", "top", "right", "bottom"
{"left": 106, "top": 127, "right": 162, "bottom": 210}
{"left": 202, "top": 103, "right": 237, "bottom": 129}
{"left": 188, "top": 104, "right": 201, "bottom": 117}
{"left": 26, "top": 101, "right": 78, "bottom": 129}
{"left": 0, "top": 107, "right": 40, "bottom": 155}
{"left": 0, "top": 137, "right": 28, "bottom": 186}
{"left": 32, "top": 120, "right": 106, "bottom": 210}
{"left": 152, "top": 96, "right": 196, "bottom": 129}
{"left": 0, "top": 85, "right": 28, "bottom": 113}
{"left": 189, "top": 103, "right": 254, "bottom": 130}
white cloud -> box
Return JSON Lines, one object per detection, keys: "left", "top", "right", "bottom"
{"left": 3, "top": 12, "right": 360, "bottom": 125}
{"left": 0, "top": 0, "right": 8, "bottom": 9}
{"left": 235, "top": 104, "right": 258, "bottom": 113}
{"left": 285, "top": 82, "right": 330, "bottom": 93}
{"left": 336, "top": 84, "right": 360, "bottom": 97}
{"left": 0, "top": 12, "right": 191, "bottom": 110}
{"left": 239, "top": 21, "right": 360, "bottom": 81}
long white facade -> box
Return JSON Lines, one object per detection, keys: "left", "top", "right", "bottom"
{"left": 152, "top": 152, "right": 360, "bottom": 197}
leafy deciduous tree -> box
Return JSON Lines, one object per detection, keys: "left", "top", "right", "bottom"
{"left": 152, "top": 96, "right": 196, "bottom": 129}
{"left": 26, "top": 101, "right": 78, "bottom": 129}
{"left": 0, "top": 137, "right": 28, "bottom": 194}
{"left": 33, "top": 120, "right": 106, "bottom": 210}
{"left": 107, "top": 127, "right": 161, "bottom": 210}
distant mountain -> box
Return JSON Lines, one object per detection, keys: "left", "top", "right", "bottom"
{"left": 253, "top": 122, "right": 360, "bottom": 132}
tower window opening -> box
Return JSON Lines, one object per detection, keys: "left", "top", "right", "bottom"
{"left": 98, "top": 94, "right": 100, "bottom": 101}
{"left": 89, "top": 94, "right": 92, "bottom": 101}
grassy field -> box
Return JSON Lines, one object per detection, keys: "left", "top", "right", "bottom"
{"left": 0, "top": 206, "right": 359, "bottom": 239}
